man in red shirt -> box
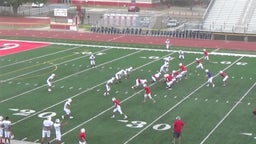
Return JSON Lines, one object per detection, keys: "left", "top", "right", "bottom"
{"left": 143, "top": 84, "right": 156, "bottom": 103}
{"left": 78, "top": 128, "right": 87, "bottom": 144}
{"left": 172, "top": 116, "right": 184, "bottom": 144}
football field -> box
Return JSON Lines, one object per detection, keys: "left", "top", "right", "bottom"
{"left": 0, "top": 39, "right": 256, "bottom": 144}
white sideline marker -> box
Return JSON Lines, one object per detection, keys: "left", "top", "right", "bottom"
{"left": 117, "top": 120, "right": 129, "bottom": 123}
{"left": 240, "top": 132, "right": 252, "bottom": 136}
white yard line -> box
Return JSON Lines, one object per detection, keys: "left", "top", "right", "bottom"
{"left": 1, "top": 39, "right": 256, "bottom": 57}
{"left": 123, "top": 56, "right": 243, "bottom": 144}
{"left": 200, "top": 82, "right": 256, "bottom": 144}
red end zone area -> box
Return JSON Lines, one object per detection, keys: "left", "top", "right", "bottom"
{"left": 0, "top": 40, "right": 50, "bottom": 56}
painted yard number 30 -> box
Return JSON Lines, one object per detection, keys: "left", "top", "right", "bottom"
{"left": 126, "top": 121, "right": 171, "bottom": 131}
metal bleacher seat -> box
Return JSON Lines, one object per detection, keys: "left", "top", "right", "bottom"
{"left": 203, "top": 0, "right": 250, "bottom": 32}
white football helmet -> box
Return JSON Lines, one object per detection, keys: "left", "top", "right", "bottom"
{"left": 205, "top": 69, "right": 209, "bottom": 73}
{"left": 219, "top": 71, "right": 223, "bottom": 73}
{"left": 68, "top": 98, "right": 72, "bottom": 103}
{"left": 0, "top": 116, "right": 3, "bottom": 121}
{"left": 179, "top": 63, "right": 182, "bottom": 66}
{"left": 81, "top": 128, "right": 85, "bottom": 133}
{"left": 112, "top": 97, "right": 116, "bottom": 101}
{"left": 55, "top": 119, "right": 60, "bottom": 123}
{"left": 47, "top": 117, "right": 52, "bottom": 121}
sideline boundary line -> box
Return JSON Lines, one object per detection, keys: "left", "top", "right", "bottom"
{"left": 1, "top": 39, "right": 256, "bottom": 58}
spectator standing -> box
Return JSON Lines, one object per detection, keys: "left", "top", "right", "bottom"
{"left": 172, "top": 116, "right": 184, "bottom": 144}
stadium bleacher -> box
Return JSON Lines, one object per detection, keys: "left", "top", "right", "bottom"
{"left": 203, "top": 0, "right": 256, "bottom": 33}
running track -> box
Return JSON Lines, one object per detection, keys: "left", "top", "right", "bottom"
{"left": 0, "top": 29, "right": 256, "bottom": 51}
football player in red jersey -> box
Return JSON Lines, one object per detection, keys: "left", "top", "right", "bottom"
{"left": 203, "top": 49, "right": 209, "bottom": 61}
{"left": 143, "top": 84, "right": 156, "bottom": 103}
{"left": 111, "top": 97, "right": 127, "bottom": 119}
{"left": 219, "top": 71, "right": 229, "bottom": 86}
{"left": 195, "top": 58, "right": 204, "bottom": 72}
{"left": 79, "top": 128, "right": 87, "bottom": 144}
{"left": 179, "top": 63, "right": 187, "bottom": 79}
{"left": 172, "top": 70, "right": 182, "bottom": 82}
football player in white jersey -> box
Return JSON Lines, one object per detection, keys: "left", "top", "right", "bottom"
{"left": 165, "top": 39, "right": 170, "bottom": 49}
{"left": 132, "top": 78, "right": 147, "bottom": 89}
{"left": 104, "top": 77, "right": 115, "bottom": 96}
{"left": 62, "top": 98, "right": 73, "bottom": 119}
{"left": 151, "top": 72, "right": 161, "bottom": 83}
{"left": 178, "top": 50, "right": 184, "bottom": 60}
{"left": 3, "top": 116, "right": 13, "bottom": 144}
{"left": 163, "top": 56, "right": 172, "bottom": 66}
{"left": 159, "top": 63, "right": 169, "bottom": 74}
{"left": 115, "top": 69, "right": 126, "bottom": 83}
{"left": 54, "top": 119, "right": 65, "bottom": 144}
{"left": 125, "top": 67, "right": 133, "bottom": 78}
{"left": 89, "top": 54, "right": 96, "bottom": 67}
{"left": 46, "top": 73, "right": 55, "bottom": 92}
{"left": 0, "top": 116, "right": 3, "bottom": 144}
{"left": 41, "top": 117, "right": 53, "bottom": 144}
